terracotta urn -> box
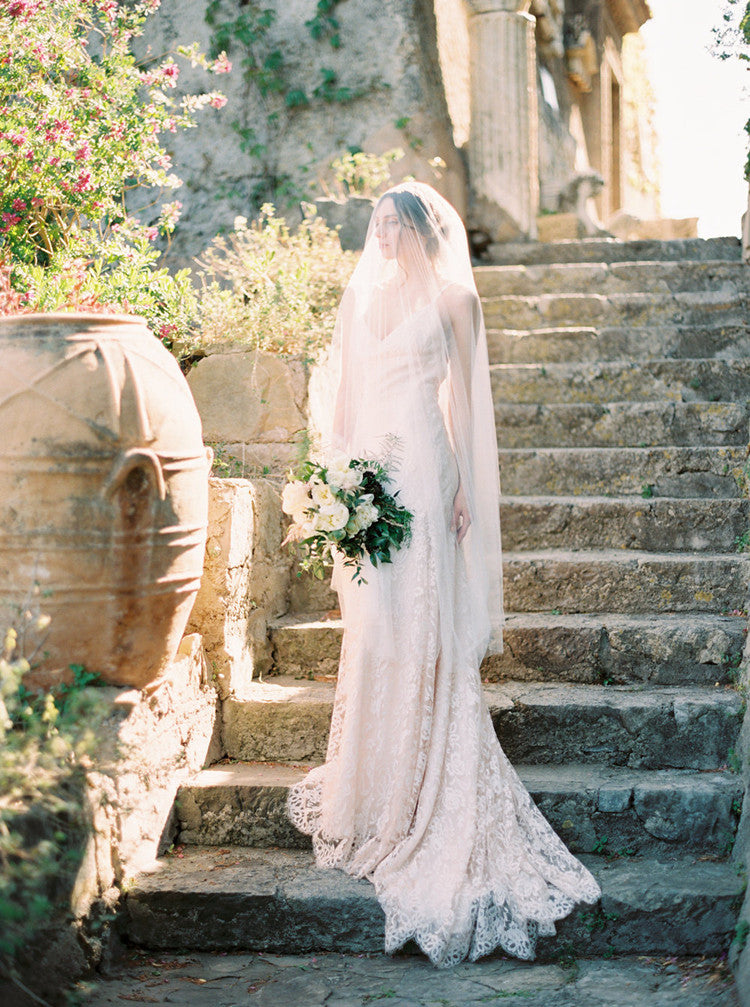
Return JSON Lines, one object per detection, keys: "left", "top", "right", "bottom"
{"left": 0, "top": 313, "right": 211, "bottom": 689}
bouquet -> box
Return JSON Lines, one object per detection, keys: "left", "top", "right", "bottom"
{"left": 281, "top": 451, "right": 413, "bottom": 583}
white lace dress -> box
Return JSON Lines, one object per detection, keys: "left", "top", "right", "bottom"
{"left": 287, "top": 306, "right": 601, "bottom": 966}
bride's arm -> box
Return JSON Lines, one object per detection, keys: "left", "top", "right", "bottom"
{"left": 441, "top": 285, "right": 483, "bottom": 543}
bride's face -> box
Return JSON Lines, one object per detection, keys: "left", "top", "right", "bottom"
{"left": 374, "top": 197, "right": 401, "bottom": 260}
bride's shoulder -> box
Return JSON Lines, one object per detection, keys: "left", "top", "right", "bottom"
{"left": 436, "top": 282, "right": 480, "bottom": 320}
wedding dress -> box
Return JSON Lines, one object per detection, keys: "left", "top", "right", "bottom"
{"left": 287, "top": 183, "right": 600, "bottom": 967}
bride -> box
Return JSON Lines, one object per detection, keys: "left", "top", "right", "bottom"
{"left": 287, "top": 181, "right": 600, "bottom": 967}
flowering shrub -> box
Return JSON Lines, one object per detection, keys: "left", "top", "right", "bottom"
{"left": 0, "top": 605, "right": 108, "bottom": 997}
{"left": 0, "top": 0, "right": 228, "bottom": 348}
{"left": 196, "top": 204, "right": 357, "bottom": 359}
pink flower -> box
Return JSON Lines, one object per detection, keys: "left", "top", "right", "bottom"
{"left": 209, "top": 94, "right": 227, "bottom": 110}
{"left": 48, "top": 156, "right": 61, "bottom": 166}
{"left": 8, "top": 1, "right": 43, "bottom": 17}
{"left": 75, "top": 141, "right": 92, "bottom": 161}
{"left": 161, "top": 61, "right": 179, "bottom": 86}
{"left": 162, "top": 118, "right": 177, "bottom": 133}
{"left": 73, "top": 171, "right": 92, "bottom": 192}
{"left": 31, "top": 197, "right": 44, "bottom": 207}
{"left": 2, "top": 213, "right": 21, "bottom": 228}
{"left": 12, "top": 198, "right": 26, "bottom": 211}
{"left": 212, "top": 52, "right": 232, "bottom": 74}
{"left": 144, "top": 226, "right": 158, "bottom": 241}
{"left": 7, "top": 130, "right": 27, "bottom": 147}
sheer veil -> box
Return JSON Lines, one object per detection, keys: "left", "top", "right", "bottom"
{"left": 311, "top": 181, "right": 504, "bottom": 658}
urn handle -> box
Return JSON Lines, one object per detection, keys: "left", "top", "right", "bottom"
{"left": 102, "top": 448, "right": 167, "bottom": 530}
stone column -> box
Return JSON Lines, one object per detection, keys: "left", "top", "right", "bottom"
{"left": 467, "top": 0, "right": 539, "bottom": 240}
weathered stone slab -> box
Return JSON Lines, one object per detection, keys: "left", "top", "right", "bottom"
{"left": 475, "top": 260, "right": 750, "bottom": 298}
{"left": 491, "top": 359, "right": 750, "bottom": 406}
{"left": 482, "top": 291, "right": 749, "bottom": 330}
{"left": 489, "top": 682, "right": 743, "bottom": 770}
{"left": 486, "top": 324, "right": 750, "bottom": 365}
{"left": 487, "top": 323, "right": 750, "bottom": 366}
{"left": 222, "top": 678, "right": 743, "bottom": 770}
{"left": 270, "top": 611, "right": 744, "bottom": 687}
{"left": 499, "top": 493, "right": 744, "bottom": 551}
{"left": 485, "top": 236, "right": 742, "bottom": 265}
{"left": 70, "top": 949, "right": 745, "bottom": 1007}
{"left": 493, "top": 612, "right": 745, "bottom": 686}
{"left": 495, "top": 401, "right": 750, "bottom": 449}
{"left": 502, "top": 550, "right": 748, "bottom": 614}
{"left": 271, "top": 612, "right": 344, "bottom": 678}
{"left": 176, "top": 761, "right": 742, "bottom": 857}
{"left": 289, "top": 565, "right": 338, "bottom": 613}
{"left": 123, "top": 846, "right": 743, "bottom": 958}
{"left": 500, "top": 496, "right": 749, "bottom": 553}
{"left": 498, "top": 446, "right": 746, "bottom": 499}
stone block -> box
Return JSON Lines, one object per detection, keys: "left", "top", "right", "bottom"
{"left": 536, "top": 212, "right": 579, "bottom": 241}
{"left": 187, "top": 349, "right": 308, "bottom": 476}
{"left": 187, "top": 478, "right": 293, "bottom": 696}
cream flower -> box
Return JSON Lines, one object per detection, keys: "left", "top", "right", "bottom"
{"left": 310, "top": 477, "right": 335, "bottom": 507}
{"left": 326, "top": 452, "right": 363, "bottom": 491}
{"left": 355, "top": 500, "right": 379, "bottom": 530}
{"left": 316, "top": 500, "right": 350, "bottom": 532}
{"left": 282, "top": 480, "right": 311, "bottom": 517}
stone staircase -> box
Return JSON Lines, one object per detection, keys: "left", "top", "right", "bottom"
{"left": 124, "top": 237, "right": 749, "bottom": 965}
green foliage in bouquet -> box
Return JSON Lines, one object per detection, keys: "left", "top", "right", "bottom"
{"left": 282, "top": 454, "right": 413, "bottom": 583}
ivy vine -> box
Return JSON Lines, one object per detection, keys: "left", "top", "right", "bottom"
{"left": 205, "top": 0, "right": 369, "bottom": 209}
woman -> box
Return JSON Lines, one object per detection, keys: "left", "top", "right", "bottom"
{"left": 287, "top": 182, "right": 600, "bottom": 967}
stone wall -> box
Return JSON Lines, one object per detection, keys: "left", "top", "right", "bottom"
{"left": 137, "top": 0, "right": 467, "bottom": 271}
{"left": 732, "top": 646, "right": 750, "bottom": 1003}
{"left": 187, "top": 478, "right": 292, "bottom": 699}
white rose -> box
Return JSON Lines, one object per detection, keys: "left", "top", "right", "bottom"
{"left": 310, "top": 477, "right": 335, "bottom": 507}
{"left": 317, "top": 500, "right": 350, "bottom": 532}
{"left": 282, "top": 480, "right": 311, "bottom": 517}
{"left": 355, "top": 501, "right": 379, "bottom": 530}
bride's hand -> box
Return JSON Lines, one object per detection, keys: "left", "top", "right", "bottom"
{"left": 451, "top": 483, "right": 471, "bottom": 544}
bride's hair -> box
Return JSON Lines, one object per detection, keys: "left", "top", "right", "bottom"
{"left": 381, "top": 189, "right": 443, "bottom": 260}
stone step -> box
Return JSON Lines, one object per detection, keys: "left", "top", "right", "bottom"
{"left": 498, "top": 446, "right": 746, "bottom": 499}
{"left": 175, "top": 761, "right": 742, "bottom": 858}
{"left": 486, "top": 324, "right": 750, "bottom": 365}
{"left": 494, "top": 401, "right": 749, "bottom": 449}
{"left": 503, "top": 549, "right": 748, "bottom": 614}
{"left": 484, "top": 236, "right": 742, "bottom": 265}
{"left": 271, "top": 611, "right": 745, "bottom": 687}
{"left": 222, "top": 678, "right": 743, "bottom": 770}
{"left": 475, "top": 260, "right": 750, "bottom": 297}
{"left": 482, "top": 291, "right": 748, "bottom": 331}
{"left": 288, "top": 547, "right": 749, "bottom": 618}
{"left": 491, "top": 359, "right": 750, "bottom": 405}
{"left": 500, "top": 496, "right": 749, "bottom": 553}
{"left": 124, "top": 846, "right": 744, "bottom": 958}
